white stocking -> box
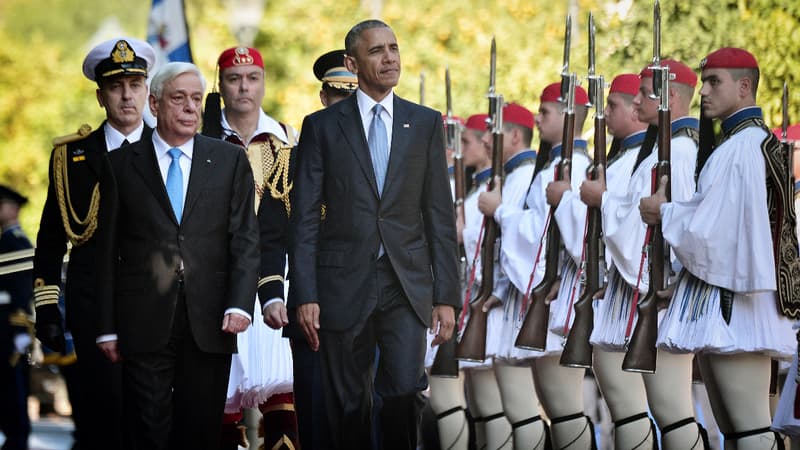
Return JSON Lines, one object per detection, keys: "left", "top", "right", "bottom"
{"left": 699, "top": 353, "right": 776, "bottom": 450}
{"left": 642, "top": 351, "right": 703, "bottom": 449}
{"left": 532, "top": 355, "right": 592, "bottom": 449}
{"left": 495, "top": 363, "right": 547, "bottom": 450}
{"left": 468, "top": 368, "right": 512, "bottom": 449}
{"left": 593, "top": 349, "right": 654, "bottom": 449}
{"left": 430, "top": 374, "right": 469, "bottom": 450}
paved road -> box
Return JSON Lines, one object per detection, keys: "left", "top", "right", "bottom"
{"left": 0, "top": 418, "right": 75, "bottom": 450}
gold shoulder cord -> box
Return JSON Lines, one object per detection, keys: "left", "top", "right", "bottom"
{"left": 261, "top": 134, "right": 293, "bottom": 217}
{"left": 52, "top": 125, "right": 99, "bottom": 246}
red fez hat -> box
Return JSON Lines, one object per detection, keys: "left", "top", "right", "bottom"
{"left": 609, "top": 73, "right": 640, "bottom": 96}
{"left": 465, "top": 114, "right": 489, "bottom": 132}
{"left": 540, "top": 82, "right": 590, "bottom": 106}
{"left": 218, "top": 47, "right": 264, "bottom": 70}
{"left": 503, "top": 103, "right": 535, "bottom": 129}
{"left": 772, "top": 124, "right": 800, "bottom": 142}
{"left": 700, "top": 47, "right": 758, "bottom": 70}
{"left": 640, "top": 59, "right": 697, "bottom": 87}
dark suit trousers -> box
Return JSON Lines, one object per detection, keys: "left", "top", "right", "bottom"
{"left": 319, "top": 256, "right": 428, "bottom": 450}
{"left": 291, "top": 337, "right": 332, "bottom": 450}
{"left": 66, "top": 279, "right": 124, "bottom": 450}
{"left": 121, "top": 288, "right": 231, "bottom": 450}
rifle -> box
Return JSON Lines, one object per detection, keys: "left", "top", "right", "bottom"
{"left": 623, "top": 0, "right": 669, "bottom": 373}
{"left": 515, "top": 18, "right": 574, "bottom": 352}
{"left": 560, "top": 13, "right": 606, "bottom": 368}
{"left": 431, "top": 67, "right": 465, "bottom": 377}
{"left": 456, "top": 38, "right": 504, "bottom": 362}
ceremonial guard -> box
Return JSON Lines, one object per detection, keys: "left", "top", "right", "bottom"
{"left": 0, "top": 186, "right": 33, "bottom": 450}
{"left": 578, "top": 73, "right": 654, "bottom": 447}
{"left": 641, "top": 47, "right": 798, "bottom": 448}
{"left": 479, "top": 93, "right": 570, "bottom": 448}
{"left": 608, "top": 58, "right": 709, "bottom": 448}
{"left": 202, "top": 46, "right": 300, "bottom": 450}
{"left": 32, "top": 37, "right": 154, "bottom": 450}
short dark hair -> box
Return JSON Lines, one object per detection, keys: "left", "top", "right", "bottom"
{"left": 728, "top": 67, "right": 760, "bottom": 99}
{"left": 503, "top": 122, "right": 533, "bottom": 148}
{"left": 345, "top": 20, "right": 391, "bottom": 56}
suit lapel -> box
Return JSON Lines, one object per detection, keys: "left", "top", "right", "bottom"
{"left": 383, "top": 96, "right": 413, "bottom": 195}
{"left": 183, "top": 135, "right": 214, "bottom": 221}
{"left": 132, "top": 140, "right": 177, "bottom": 225}
{"left": 338, "top": 95, "right": 379, "bottom": 197}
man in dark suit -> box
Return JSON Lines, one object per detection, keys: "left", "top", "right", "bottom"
{"left": 96, "top": 62, "right": 259, "bottom": 450}
{"left": 291, "top": 20, "right": 460, "bottom": 449}
{"left": 32, "top": 37, "right": 154, "bottom": 450}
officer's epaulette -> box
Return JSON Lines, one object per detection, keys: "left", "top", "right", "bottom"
{"left": 52, "top": 124, "right": 93, "bottom": 147}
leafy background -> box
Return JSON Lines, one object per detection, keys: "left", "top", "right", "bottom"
{"left": 1, "top": 0, "right": 799, "bottom": 235}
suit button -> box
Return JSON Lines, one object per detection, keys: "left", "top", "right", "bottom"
{"left": 178, "top": 235, "right": 185, "bottom": 241}
{"left": 378, "top": 216, "right": 383, "bottom": 222}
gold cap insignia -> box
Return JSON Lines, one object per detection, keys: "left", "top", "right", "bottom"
{"left": 111, "top": 40, "right": 136, "bottom": 64}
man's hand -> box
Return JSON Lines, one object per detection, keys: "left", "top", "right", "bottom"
{"left": 639, "top": 175, "right": 668, "bottom": 225}
{"left": 34, "top": 303, "right": 65, "bottom": 354}
{"left": 263, "top": 302, "right": 289, "bottom": 330}
{"left": 430, "top": 305, "right": 456, "bottom": 347}
{"left": 478, "top": 177, "right": 502, "bottom": 217}
{"left": 456, "top": 207, "right": 465, "bottom": 245}
{"left": 221, "top": 312, "right": 251, "bottom": 334}
{"left": 298, "top": 303, "right": 320, "bottom": 351}
{"left": 482, "top": 295, "right": 502, "bottom": 312}
{"left": 580, "top": 166, "right": 606, "bottom": 208}
{"left": 546, "top": 170, "right": 571, "bottom": 207}
{"left": 98, "top": 340, "right": 120, "bottom": 363}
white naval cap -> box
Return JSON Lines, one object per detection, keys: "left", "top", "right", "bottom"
{"left": 82, "top": 37, "right": 156, "bottom": 82}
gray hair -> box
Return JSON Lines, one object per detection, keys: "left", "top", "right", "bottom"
{"left": 150, "top": 62, "right": 207, "bottom": 100}
{"left": 344, "top": 20, "right": 391, "bottom": 56}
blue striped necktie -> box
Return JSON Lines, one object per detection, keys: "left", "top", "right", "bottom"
{"left": 368, "top": 104, "right": 389, "bottom": 195}
{"left": 166, "top": 147, "right": 184, "bottom": 223}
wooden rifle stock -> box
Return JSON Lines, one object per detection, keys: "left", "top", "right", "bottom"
{"left": 516, "top": 95, "right": 576, "bottom": 351}
{"left": 622, "top": 107, "right": 671, "bottom": 373}
{"left": 561, "top": 109, "right": 607, "bottom": 368}
{"left": 456, "top": 41, "right": 503, "bottom": 362}
{"left": 456, "top": 130, "right": 503, "bottom": 361}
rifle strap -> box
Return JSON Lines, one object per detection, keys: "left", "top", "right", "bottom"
{"left": 458, "top": 219, "right": 486, "bottom": 331}
{"left": 563, "top": 214, "right": 589, "bottom": 335}
{"left": 521, "top": 212, "right": 551, "bottom": 316}
{"left": 722, "top": 427, "right": 782, "bottom": 447}
{"left": 510, "top": 415, "right": 543, "bottom": 429}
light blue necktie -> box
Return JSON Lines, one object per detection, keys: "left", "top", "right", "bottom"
{"left": 368, "top": 104, "right": 389, "bottom": 195}
{"left": 166, "top": 147, "right": 184, "bottom": 223}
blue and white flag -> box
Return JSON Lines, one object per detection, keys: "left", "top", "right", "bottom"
{"left": 147, "top": 0, "right": 193, "bottom": 65}
{"left": 145, "top": 0, "right": 193, "bottom": 126}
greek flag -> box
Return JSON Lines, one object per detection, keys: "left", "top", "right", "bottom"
{"left": 147, "top": 0, "right": 193, "bottom": 65}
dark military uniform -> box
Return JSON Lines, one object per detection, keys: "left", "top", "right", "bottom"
{"left": 33, "top": 124, "right": 154, "bottom": 449}
{"left": 0, "top": 220, "right": 33, "bottom": 450}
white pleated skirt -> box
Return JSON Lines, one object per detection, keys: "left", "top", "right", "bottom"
{"left": 549, "top": 258, "right": 581, "bottom": 338}
{"left": 225, "top": 294, "right": 294, "bottom": 412}
{"left": 657, "top": 270, "right": 795, "bottom": 359}
{"left": 590, "top": 267, "right": 639, "bottom": 352}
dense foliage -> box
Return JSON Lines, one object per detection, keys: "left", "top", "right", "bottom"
{"left": 1, "top": 0, "right": 799, "bottom": 235}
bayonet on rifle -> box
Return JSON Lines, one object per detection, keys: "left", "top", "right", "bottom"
{"left": 559, "top": 15, "right": 572, "bottom": 103}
